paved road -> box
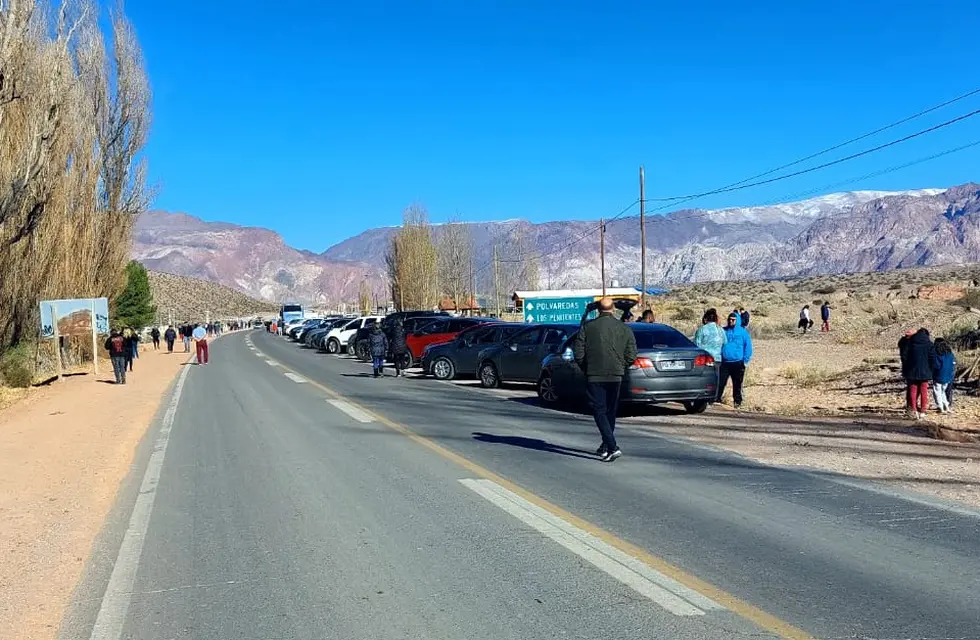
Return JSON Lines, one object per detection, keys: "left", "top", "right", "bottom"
{"left": 64, "top": 330, "right": 980, "bottom": 639}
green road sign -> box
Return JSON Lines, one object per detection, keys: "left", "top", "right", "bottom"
{"left": 523, "top": 297, "right": 594, "bottom": 323}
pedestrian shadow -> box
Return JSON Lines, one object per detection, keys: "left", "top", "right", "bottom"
{"left": 97, "top": 380, "right": 121, "bottom": 385}
{"left": 341, "top": 373, "right": 377, "bottom": 378}
{"left": 472, "top": 431, "right": 597, "bottom": 460}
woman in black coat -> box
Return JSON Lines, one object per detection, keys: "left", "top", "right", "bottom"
{"left": 899, "top": 327, "right": 934, "bottom": 419}
{"left": 389, "top": 320, "right": 408, "bottom": 377}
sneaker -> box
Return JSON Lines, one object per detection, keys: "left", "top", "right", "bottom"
{"left": 916, "top": 412, "right": 925, "bottom": 421}
{"left": 601, "top": 449, "right": 622, "bottom": 462}
{"left": 596, "top": 443, "right": 607, "bottom": 456}
{"left": 734, "top": 403, "right": 742, "bottom": 410}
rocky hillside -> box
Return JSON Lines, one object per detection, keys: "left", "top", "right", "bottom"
{"left": 135, "top": 184, "right": 980, "bottom": 304}
{"left": 148, "top": 271, "right": 278, "bottom": 323}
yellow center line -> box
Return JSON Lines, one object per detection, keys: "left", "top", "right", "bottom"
{"left": 252, "top": 336, "right": 814, "bottom": 640}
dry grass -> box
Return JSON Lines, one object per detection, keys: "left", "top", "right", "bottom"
{"left": 778, "top": 362, "right": 839, "bottom": 388}
{"left": 148, "top": 271, "right": 277, "bottom": 322}
{"left": 0, "top": 386, "right": 27, "bottom": 412}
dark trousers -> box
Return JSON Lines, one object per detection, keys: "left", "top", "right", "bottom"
{"left": 152, "top": 337, "right": 160, "bottom": 349}
{"left": 393, "top": 351, "right": 405, "bottom": 376}
{"left": 718, "top": 361, "right": 746, "bottom": 405}
{"left": 587, "top": 381, "right": 621, "bottom": 452}
{"left": 196, "top": 339, "right": 209, "bottom": 364}
{"left": 125, "top": 355, "right": 134, "bottom": 372}
{"left": 111, "top": 356, "right": 127, "bottom": 384}
{"left": 166, "top": 339, "right": 175, "bottom": 353}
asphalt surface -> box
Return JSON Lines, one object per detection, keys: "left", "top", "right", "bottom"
{"left": 63, "top": 330, "right": 980, "bottom": 639}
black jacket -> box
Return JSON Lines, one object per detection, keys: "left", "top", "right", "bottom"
{"left": 368, "top": 329, "right": 388, "bottom": 357}
{"left": 573, "top": 314, "right": 638, "bottom": 383}
{"left": 900, "top": 329, "right": 934, "bottom": 383}
{"left": 389, "top": 323, "right": 407, "bottom": 355}
{"left": 164, "top": 328, "right": 177, "bottom": 342}
{"left": 105, "top": 334, "right": 127, "bottom": 357}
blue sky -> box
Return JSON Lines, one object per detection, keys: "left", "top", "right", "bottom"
{"left": 124, "top": 1, "right": 980, "bottom": 251}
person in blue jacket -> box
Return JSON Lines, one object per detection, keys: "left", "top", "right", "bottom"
{"left": 719, "top": 310, "right": 753, "bottom": 409}
{"left": 931, "top": 337, "right": 956, "bottom": 414}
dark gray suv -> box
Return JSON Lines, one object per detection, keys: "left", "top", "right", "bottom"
{"left": 476, "top": 323, "right": 576, "bottom": 388}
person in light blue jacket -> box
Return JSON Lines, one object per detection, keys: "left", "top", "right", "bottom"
{"left": 719, "top": 310, "right": 753, "bottom": 409}
{"left": 693, "top": 308, "right": 726, "bottom": 362}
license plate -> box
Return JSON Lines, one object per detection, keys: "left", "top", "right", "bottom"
{"left": 659, "top": 360, "right": 686, "bottom": 371}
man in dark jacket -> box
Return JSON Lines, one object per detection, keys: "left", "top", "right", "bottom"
{"left": 369, "top": 324, "right": 388, "bottom": 378}
{"left": 150, "top": 326, "right": 161, "bottom": 350}
{"left": 820, "top": 302, "right": 831, "bottom": 332}
{"left": 899, "top": 327, "right": 933, "bottom": 420}
{"left": 739, "top": 307, "right": 750, "bottom": 328}
{"left": 105, "top": 329, "right": 128, "bottom": 384}
{"left": 573, "top": 298, "right": 638, "bottom": 462}
{"left": 389, "top": 320, "right": 408, "bottom": 377}
{"left": 164, "top": 326, "right": 177, "bottom": 353}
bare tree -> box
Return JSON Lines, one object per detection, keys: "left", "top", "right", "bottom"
{"left": 0, "top": 0, "right": 151, "bottom": 353}
{"left": 497, "top": 221, "right": 540, "bottom": 303}
{"left": 386, "top": 204, "right": 438, "bottom": 311}
{"left": 358, "top": 280, "right": 372, "bottom": 316}
{"left": 438, "top": 215, "right": 472, "bottom": 312}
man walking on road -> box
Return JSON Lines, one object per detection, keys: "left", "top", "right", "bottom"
{"left": 719, "top": 311, "right": 753, "bottom": 409}
{"left": 369, "top": 324, "right": 388, "bottom": 378}
{"left": 573, "top": 297, "right": 638, "bottom": 462}
{"left": 181, "top": 324, "right": 192, "bottom": 353}
{"left": 105, "top": 329, "right": 128, "bottom": 384}
{"left": 164, "top": 325, "right": 177, "bottom": 353}
{"left": 192, "top": 324, "right": 209, "bottom": 365}
{"left": 150, "top": 326, "right": 161, "bottom": 350}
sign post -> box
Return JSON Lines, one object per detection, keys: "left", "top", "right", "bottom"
{"left": 91, "top": 299, "right": 99, "bottom": 376}
{"left": 523, "top": 297, "right": 594, "bottom": 324}
{"left": 51, "top": 303, "right": 62, "bottom": 381}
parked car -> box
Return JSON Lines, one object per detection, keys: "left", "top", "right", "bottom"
{"left": 298, "top": 317, "right": 337, "bottom": 344}
{"left": 324, "top": 316, "right": 382, "bottom": 354}
{"left": 352, "top": 311, "right": 448, "bottom": 362}
{"left": 403, "top": 317, "right": 496, "bottom": 366}
{"left": 309, "top": 318, "right": 350, "bottom": 350}
{"left": 537, "top": 322, "right": 717, "bottom": 414}
{"left": 422, "top": 322, "right": 527, "bottom": 380}
{"left": 476, "top": 323, "right": 576, "bottom": 388}
{"left": 302, "top": 317, "right": 342, "bottom": 347}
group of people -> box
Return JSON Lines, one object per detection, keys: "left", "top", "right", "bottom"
{"left": 368, "top": 321, "right": 408, "bottom": 378}
{"left": 693, "top": 308, "right": 753, "bottom": 409}
{"left": 799, "top": 302, "right": 832, "bottom": 334}
{"left": 105, "top": 322, "right": 213, "bottom": 384}
{"left": 103, "top": 328, "right": 142, "bottom": 384}
{"left": 899, "top": 328, "right": 957, "bottom": 418}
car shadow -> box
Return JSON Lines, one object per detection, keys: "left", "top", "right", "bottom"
{"left": 472, "top": 431, "right": 597, "bottom": 460}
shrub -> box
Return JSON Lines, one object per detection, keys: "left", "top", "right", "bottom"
{"left": 955, "top": 289, "right": 980, "bottom": 309}
{"left": 888, "top": 283, "right": 902, "bottom": 290}
{"left": 780, "top": 363, "right": 837, "bottom": 389}
{"left": 0, "top": 343, "right": 34, "bottom": 388}
{"left": 812, "top": 285, "right": 837, "bottom": 295}
{"left": 672, "top": 307, "right": 699, "bottom": 322}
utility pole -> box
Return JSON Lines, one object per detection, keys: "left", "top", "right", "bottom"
{"left": 600, "top": 218, "right": 607, "bottom": 296}
{"left": 469, "top": 257, "right": 476, "bottom": 317}
{"left": 493, "top": 244, "right": 501, "bottom": 318}
{"left": 639, "top": 165, "right": 647, "bottom": 310}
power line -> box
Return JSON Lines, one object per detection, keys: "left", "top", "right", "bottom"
{"left": 645, "top": 107, "right": 980, "bottom": 203}
{"left": 644, "top": 85, "right": 980, "bottom": 206}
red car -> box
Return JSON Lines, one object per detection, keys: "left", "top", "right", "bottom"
{"left": 404, "top": 317, "right": 496, "bottom": 365}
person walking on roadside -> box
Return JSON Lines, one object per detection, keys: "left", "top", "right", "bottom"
{"left": 820, "top": 301, "right": 831, "bottom": 333}
{"left": 192, "top": 324, "right": 209, "bottom": 365}
{"left": 369, "top": 323, "right": 388, "bottom": 378}
{"left": 122, "top": 328, "right": 136, "bottom": 372}
{"left": 573, "top": 297, "right": 638, "bottom": 463}
{"left": 899, "top": 327, "right": 933, "bottom": 420}
{"left": 164, "top": 325, "right": 177, "bottom": 353}
{"left": 389, "top": 319, "right": 408, "bottom": 377}
{"left": 105, "top": 329, "right": 128, "bottom": 384}
{"left": 694, "top": 308, "right": 727, "bottom": 363}
{"left": 130, "top": 329, "right": 140, "bottom": 363}
{"left": 798, "top": 305, "right": 813, "bottom": 334}
{"left": 931, "top": 337, "right": 956, "bottom": 415}
{"left": 719, "top": 311, "right": 753, "bottom": 409}
{"left": 181, "top": 324, "right": 192, "bottom": 353}
{"left": 151, "top": 326, "right": 161, "bottom": 350}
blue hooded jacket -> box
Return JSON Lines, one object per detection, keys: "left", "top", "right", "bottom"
{"left": 721, "top": 312, "right": 753, "bottom": 364}
{"left": 931, "top": 350, "right": 956, "bottom": 384}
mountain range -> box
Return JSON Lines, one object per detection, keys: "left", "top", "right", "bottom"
{"left": 133, "top": 183, "right": 980, "bottom": 306}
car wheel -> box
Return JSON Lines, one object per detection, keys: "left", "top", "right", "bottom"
{"left": 432, "top": 357, "right": 455, "bottom": 380}
{"left": 326, "top": 338, "right": 340, "bottom": 354}
{"left": 684, "top": 400, "right": 709, "bottom": 414}
{"left": 356, "top": 341, "right": 370, "bottom": 362}
{"left": 479, "top": 362, "right": 500, "bottom": 389}
{"left": 537, "top": 373, "right": 559, "bottom": 405}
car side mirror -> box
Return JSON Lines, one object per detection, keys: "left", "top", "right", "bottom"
{"left": 508, "top": 344, "right": 518, "bottom": 352}
{"left": 561, "top": 347, "right": 574, "bottom": 361}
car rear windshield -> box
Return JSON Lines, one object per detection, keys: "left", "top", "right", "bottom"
{"left": 633, "top": 327, "right": 695, "bottom": 350}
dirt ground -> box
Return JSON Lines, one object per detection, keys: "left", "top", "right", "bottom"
{"left": 0, "top": 344, "right": 191, "bottom": 640}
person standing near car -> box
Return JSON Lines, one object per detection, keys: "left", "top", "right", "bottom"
{"left": 369, "top": 323, "right": 388, "bottom": 378}
{"left": 573, "top": 297, "right": 638, "bottom": 462}
{"left": 389, "top": 319, "right": 408, "bottom": 377}
{"left": 719, "top": 311, "right": 753, "bottom": 409}
{"left": 694, "top": 308, "right": 726, "bottom": 362}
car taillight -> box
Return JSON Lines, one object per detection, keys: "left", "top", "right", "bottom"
{"left": 694, "top": 354, "right": 715, "bottom": 367}
{"left": 630, "top": 357, "right": 655, "bottom": 370}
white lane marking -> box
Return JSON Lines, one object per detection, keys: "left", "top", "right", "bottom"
{"left": 327, "top": 399, "right": 375, "bottom": 423}
{"left": 88, "top": 355, "right": 195, "bottom": 640}
{"left": 459, "top": 478, "right": 723, "bottom": 617}
{"left": 284, "top": 372, "right": 308, "bottom": 384}
{"left": 266, "top": 360, "right": 278, "bottom": 366}
{"left": 255, "top": 352, "right": 264, "bottom": 357}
